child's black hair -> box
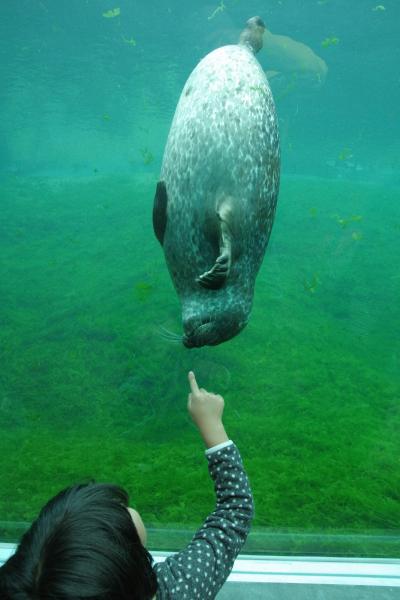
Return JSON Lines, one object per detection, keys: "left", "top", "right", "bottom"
{"left": 0, "top": 482, "right": 158, "bottom": 599}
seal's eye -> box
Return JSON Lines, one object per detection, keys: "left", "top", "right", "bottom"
{"left": 255, "top": 17, "right": 265, "bottom": 28}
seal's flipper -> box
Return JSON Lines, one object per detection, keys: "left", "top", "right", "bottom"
{"left": 238, "top": 16, "right": 266, "bottom": 54}
{"left": 197, "top": 200, "right": 233, "bottom": 289}
{"left": 153, "top": 181, "right": 168, "bottom": 245}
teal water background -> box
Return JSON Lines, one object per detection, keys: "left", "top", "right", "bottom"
{"left": 0, "top": 1, "right": 399, "bottom": 556}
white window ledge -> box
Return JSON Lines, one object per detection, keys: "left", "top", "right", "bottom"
{"left": 2, "top": 544, "right": 399, "bottom": 587}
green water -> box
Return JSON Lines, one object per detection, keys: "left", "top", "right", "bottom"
{"left": 1, "top": 173, "right": 399, "bottom": 555}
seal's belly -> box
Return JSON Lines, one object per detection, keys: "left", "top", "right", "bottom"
{"left": 163, "top": 45, "right": 277, "bottom": 190}
{"left": 161, "top": 44, "right": 279, "bottom": 287}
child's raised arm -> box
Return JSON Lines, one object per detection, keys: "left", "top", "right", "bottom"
{"left": 154, "top": 371, "right": 254, "bottom": 599}
{"left": 187, "top": 371, "right": 229, "bottom": 448}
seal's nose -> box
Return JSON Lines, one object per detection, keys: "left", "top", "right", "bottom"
{"left": 182, "top": 335, "right": 194, "bottom": 348}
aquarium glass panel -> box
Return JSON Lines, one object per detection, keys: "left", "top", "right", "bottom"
{"left": 0, "top": 0, "right": 399, "bottom": 558}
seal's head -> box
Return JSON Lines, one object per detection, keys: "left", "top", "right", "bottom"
{"left": 182, "top": 298, "right": 250, "bottom": 348}
{"left": 183, "top": 315, "right": 248, "bottom": 348}
{"left": 239, "top": 16, "right": 266, "bottom": 54}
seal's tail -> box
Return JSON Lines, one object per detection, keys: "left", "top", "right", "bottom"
{"left": 238, "top": 16, "right": 266, "bottom": 54}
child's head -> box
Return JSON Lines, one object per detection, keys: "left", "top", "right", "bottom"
{"left": 0, "top": 482, "right": 158, "bottom": 600}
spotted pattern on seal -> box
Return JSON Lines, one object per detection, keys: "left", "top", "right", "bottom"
{"left": 154, "top": 43, "right": 280, "bottom": 347}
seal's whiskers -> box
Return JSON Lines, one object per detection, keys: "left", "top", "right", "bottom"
{"left": 158, "top": 325, "right": 182, "bottom": 343}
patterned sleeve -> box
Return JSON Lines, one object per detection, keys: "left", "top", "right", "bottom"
{"left": 154, "top": 443, "right": 254, "bottom": 599}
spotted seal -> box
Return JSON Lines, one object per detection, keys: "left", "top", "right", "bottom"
{"left": 153, "top": 17, "right": 280, "bottom": 348}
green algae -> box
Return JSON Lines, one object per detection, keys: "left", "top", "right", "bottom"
{"left": 0, "top": 174, "right": 399, "bottom": 556}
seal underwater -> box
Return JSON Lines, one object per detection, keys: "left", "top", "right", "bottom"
{"left": 153, "top": 17, "right": 280, "bottom": 348}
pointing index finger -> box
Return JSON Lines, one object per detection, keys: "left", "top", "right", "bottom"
{"left": 188, "top": 371, "right": 200, "bottom": 395}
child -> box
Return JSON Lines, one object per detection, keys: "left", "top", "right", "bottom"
{"left": 0, "top": 372, "right": 254, "bottom": 599}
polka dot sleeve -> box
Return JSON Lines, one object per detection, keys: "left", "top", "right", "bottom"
{"left": 154, "top": 443, "right": 254, "bottom": 599}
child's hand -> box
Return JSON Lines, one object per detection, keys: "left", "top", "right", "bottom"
{"left": 187, "top": 371, "right": 229, "bottom": 448}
